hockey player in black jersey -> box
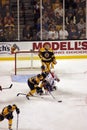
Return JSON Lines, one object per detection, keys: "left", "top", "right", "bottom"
{"left": 26, "top": 72, "right": 47, "bottom": 98}
{"left": 38, "top": 43, "right": 57, "bottom": 72}
{"left": 0, "top": 104, "right": 20, "bottom": 130}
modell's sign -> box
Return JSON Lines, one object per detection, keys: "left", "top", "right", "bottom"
{"left": 32, "top": 41, "right": 87, "bottom": 51}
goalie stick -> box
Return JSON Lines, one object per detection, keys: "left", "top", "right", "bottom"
{"left": 1, "top": 84, "right": 13, "bottom": 90}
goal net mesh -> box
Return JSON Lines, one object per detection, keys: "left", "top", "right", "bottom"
{"left": 14, "top": 51, "right": 41, "bottom": 75}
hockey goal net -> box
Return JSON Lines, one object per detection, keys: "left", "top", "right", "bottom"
{"left": 14, "top": 50, "right": 41, "bottom": 75}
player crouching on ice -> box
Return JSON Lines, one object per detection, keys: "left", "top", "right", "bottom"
{"left": 39, "top": 65, "right": 60, "bottom": 94}
{"left": 26, "top": 72, "right": 48, "bottom": 99}
{"left": 45, "top": 68, "right": 60, "bottom": 91}
{"left": 0, "top": 104, "right": 20, "bottom": 130}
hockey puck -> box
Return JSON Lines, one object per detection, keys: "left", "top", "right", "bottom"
{"left": 58, "top": 100, "right": 62, "bottom": 102}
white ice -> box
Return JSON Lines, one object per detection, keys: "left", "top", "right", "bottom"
{"left": 0, "top": 59, "right": 87, "bottom": 130}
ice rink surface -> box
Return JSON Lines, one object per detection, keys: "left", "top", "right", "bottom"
{"left": 0, "top": 59, "right": 87, "bottom": 130}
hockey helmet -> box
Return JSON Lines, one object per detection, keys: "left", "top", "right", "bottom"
{"left": 37, "top": 74, "right": 41, "bottom": 78}
{"left": 43, "top": 42, "right": 51, "bottom": 49}
{"left": 7, "top": 105, "right": 12, "bottom": 110}
{"left": 41, "top": 72, "right": 47, "bottom": 78}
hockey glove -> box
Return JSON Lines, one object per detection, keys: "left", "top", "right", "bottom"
{"left": 16, "top": 108, "right": 20, "bottom": 114}
{"left": 56, "top": 78, "right": 60, "bottom": 82}
{"left": 36, "top": 87, "right": 43, "bottom": 95}
{"left": 0, "top": 114, "right": 4, "bottom": 121}
{"left": 53, "top": 60, "right": 57, "bottom": 64}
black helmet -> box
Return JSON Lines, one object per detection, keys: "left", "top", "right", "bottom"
{"left": 41, "top": 72, "right": 47, "bottom": 78}
{"left": 13, "top": 104, "right": 16, "bottom": 107}
{"left": 7, "top": 105, "right": 12, "bottom": 110}
{"left": 37, "top": 74, "right": 41, "bottom": 78}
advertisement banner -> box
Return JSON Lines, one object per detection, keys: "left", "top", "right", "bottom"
{"left": 0, "top": 40, "right": 87, "bottom": 60}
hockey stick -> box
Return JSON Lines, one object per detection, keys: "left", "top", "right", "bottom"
{"left": 16, "top": 114, "right": 19, "bottom": 130}
{"left": 17, "top": 93, "right": 30, "bottom": 100}
{"left": 16, "top": 92, "right": 62, "bottom": 102}
{"left": 46, "top": 85, "right": 62, "bottom": 103}
{"left": 48, "top": 91, "right": 62, "bottom": 103}
{"left": 17, "top": 92, "right": 44, "bottom": 100}
{"left": 2, "top": 84, "right": 13, "bottom": 90}
{"left": 17, "top": 93, "right": 27, "bottom": 96}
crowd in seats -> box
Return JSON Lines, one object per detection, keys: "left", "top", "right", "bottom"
{"left": 32, "top": 0, "right": 86, "bottom": 40}
{"left": 22, "top": 0, "right": 40, "bottom": 40}
{"left": 22, "top": 24, "right": 33, "bottom": 40}
{"left": 0, "top": 0, "right": 86, "bottom": 41}
{"left": 0, "top": 0, "right": 17, "bottom": 41}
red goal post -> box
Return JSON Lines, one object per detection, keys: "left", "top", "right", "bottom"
{"left": 14, "top": 50, "right": 41, "bottom": 75}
